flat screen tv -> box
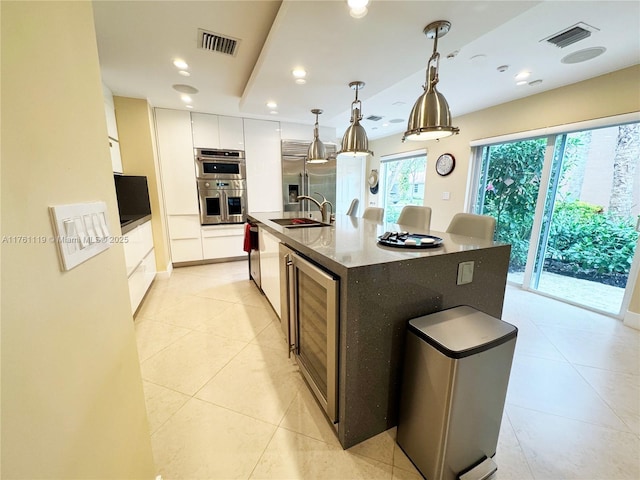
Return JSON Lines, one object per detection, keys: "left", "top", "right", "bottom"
{"left": 114, "top": 175, "right": 151, "bottom": 226}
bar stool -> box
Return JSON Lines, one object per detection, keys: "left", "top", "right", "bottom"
{"left": 397, "top": 206, "right": 432, "bottom": 232}
{"left": 362, "top": 207, "right": 384, "bottom": 223}
{"left": 446, "top": 213, "right": 496, "bottom": 240}
{"left": 346, "top": 198, "right": 359, "bottom": 216}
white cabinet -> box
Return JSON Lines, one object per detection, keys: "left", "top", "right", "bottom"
{"left": 259, "top": 227, "right": 281, "bottom": 317}
{"left": 167, "top": 215, "right": 203, "bottom": 263}
{"left": 102, "top": 83, "right": 123, "bottom": 173}
{"left": 155, "top": 108, "right": 199, "bottom": 215}
{"left": 201, "top": 225, "right": 245, "bottom": 260}
{"left": 192, "top": 113, "right": 244, "bottom": 150}
{"left": 191, "top": 112, "right": 219, "bottom": 148}
{"left": 219, "top": 115, "right": 245, "bottom": 150}
{"left": 244, "top": 119, "right": 282, "bottom": 212}
{"left": 123, "top": 221, "right": 156, "bottom": 314}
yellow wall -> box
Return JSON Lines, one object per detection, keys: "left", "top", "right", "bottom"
{"left": 1, "top": 2, "right": 155, "bottom": 478}
{"left": 368, "top": 64, "right": 640, "bottom": 317}
{"left": 114, "top": 96, "right": 171, "bottom": 274}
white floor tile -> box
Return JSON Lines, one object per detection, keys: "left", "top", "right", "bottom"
{"left": 507, "top": 354, "right": 631, "bottom": 432}
{"left": 250, "top": 427, "right": 393, "bottom": 479}
{"left": 133, "top": 261, "right": 640, "bottom": 480}
{"left": 140, "top": 330, "right": 246, "bottom": 395}
{"left": 195, "top": 343, "right": 303, "bottom": 425}
{"left": 152, "top": 397, "right": 276, "bottom": 480}
{"left": 507, "top": 405, "right": 640, "bottom": 480}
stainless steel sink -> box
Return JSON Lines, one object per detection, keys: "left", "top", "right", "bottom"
{"left": 270, "top": 218, "right": 326, "bottom": 228}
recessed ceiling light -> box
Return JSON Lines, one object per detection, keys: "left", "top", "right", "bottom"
{"left": 348, "top": 0, "right": 369, "bottom": 18}
{"left": 389, "top": 118, "right": 404, "bottom": 124}
{"left": 516, "top": 80, "right": 528, "bottom": 86}
{"left": 382, "top": 123, "right": 389, "bottom": 127}
{"left": 295, "top": 78, "right": 307, "bottom": 85}
{"left": 470, "top": 54, "right": 487, "bottom": 65}
{"left": 515, "top": 71, "right": 531, "bottom": 80}
{"left": 497, "top": 65, "right": 509, "bottom": 73}
{"left": 266, "top": 101, "right": 277, "bottom": 109}
{"left": 178, "top": 70, "right": 191, "bottom": 77}
{"left": 173, "top": 84, "right": 199, "bottom": 94}
{"left": 181, "top": 94, "right": 193, "bottom": 103}
{"left": 529, "top": 79, "right": 543, "bottom": 86}
{"left": 292, "top": 68, "right": 307, "bottom": 78}
{"left": 185, "top": 105, "right": 193, "bottom": 109}
{"left": 270, "top": 110, "right": 278, "bottom": 115}
{"left": 561, "top": 47, "right": 606, "bottom": 64}
{"left": 173, "top": 59, "right": 188, "bottom": 69}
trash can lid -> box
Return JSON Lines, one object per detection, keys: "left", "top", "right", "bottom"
{"left": 408, "top": 306, "right": 517, "bottom": 359}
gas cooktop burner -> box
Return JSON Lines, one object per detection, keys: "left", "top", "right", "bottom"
{"left": 378, "top": 231, "right": 443, "bottom": 249}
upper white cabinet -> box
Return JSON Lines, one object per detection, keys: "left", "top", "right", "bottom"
{"left": 155, "top": 108, "right": 199, "bottom": 215}
{"left": 191, "top": 112, "right": 219, "bottom": 148}
{"left": 219, "top": 115, "right": 245, "bottom": 150}
{"left": 102, "top": 83, "right": 123, "bottom": 173}
{"left": 244, "top": 118, "right": 282, "bottom": 212}
{"left": 191, "top": 113, "right": 244, "bottom": 150}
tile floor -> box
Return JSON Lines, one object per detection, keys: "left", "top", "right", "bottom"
{"left": 134, "top": 260, "right": 640, "bottom": 480}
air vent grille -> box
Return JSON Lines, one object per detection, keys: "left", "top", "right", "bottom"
{"left": 198, "top": 29, "right": 239, "bottom": 56}
{"left": 366, "top": 115, "right": 383, "bottom": 122}
{"left": 542, "top": 22, "right": 598, "bottom": 49}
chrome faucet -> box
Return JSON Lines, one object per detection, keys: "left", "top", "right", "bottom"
{"left": 297, "top": 192, "right": 334, "bottom": 223}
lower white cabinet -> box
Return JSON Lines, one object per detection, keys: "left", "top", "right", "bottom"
{"left": 259, "top": 227, "right": 281, "bottom": 318}
{"left": 123, "top": 220, "right": 156, "bottom": 314}
{"left": 168, "top": 215, "right": 204, "bottom": 263}
{"left": 201, "top": 225, "right": 245, "bottom": 260}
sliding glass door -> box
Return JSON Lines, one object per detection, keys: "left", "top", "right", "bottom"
{"left": 531, "top": 125, "right": 639, "bottom": 314}
{"left": 472, "top": 120, "right": 639, "bottom": 316}
{"left": 472, "top": 138, "right": 548, "bottom": 283}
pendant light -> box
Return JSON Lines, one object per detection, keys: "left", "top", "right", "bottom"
{"left": 403, "top": 20, "right": 459, "bottom": 142}
{"left": 307, "top": 108, "right": 328, "bottom": 164}
{"left": 338, "top": 81, "right": 373, "bottom": 157}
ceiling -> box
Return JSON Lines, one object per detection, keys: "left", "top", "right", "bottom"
{"left": 93, "top": 0, "right": 640, "bottom": 141}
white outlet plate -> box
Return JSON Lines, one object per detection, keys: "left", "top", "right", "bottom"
{"left": 457, "top": 261, "right": 474, "bottom": 285}
{"left": 49, "top": 202, "right": 111, "bottom": 271}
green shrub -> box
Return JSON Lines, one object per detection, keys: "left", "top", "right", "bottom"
{"left": 547, "top": 201, "right": 638, "bottom": 274}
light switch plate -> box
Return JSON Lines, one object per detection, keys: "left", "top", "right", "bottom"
{"left": 49, "top": 202, "right": 111, "bottom": 271}
{"left": 457, "top": 261, "right": 474, "bottom": 285}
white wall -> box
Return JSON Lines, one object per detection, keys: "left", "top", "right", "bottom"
{"left": 1, "top": 2, "right": 155, "bottom": 478}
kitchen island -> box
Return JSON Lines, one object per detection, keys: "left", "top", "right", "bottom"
{"left": 249, "top": 211, "right": 511, "bottom": 449}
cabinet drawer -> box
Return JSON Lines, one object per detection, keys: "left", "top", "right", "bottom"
{"left": 168, "top": 215, "right": 202, "bottom": 239}
{"left": 129, "top": 248, "right": 156, "bottom": 313}
{"left": 202, "top": 234, "right": 245, "bottom": 260}
{"left": 201, "top": 224, "right": 244, "bottom": 238}
{"left": 170, "top": 238, "right": 203, "bottom": 263}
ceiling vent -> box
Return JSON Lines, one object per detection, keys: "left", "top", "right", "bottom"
{"left": 366, "top": 115, "right": 383, "bottom": 121}
{"left": 542, "top": 22, "right": 599, "bottom": 48}
{"left": 198, "top": 29, "right": 239, "bottom": 56}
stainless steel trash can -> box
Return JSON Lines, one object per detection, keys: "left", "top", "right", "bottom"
{"left": 397, "top": 306, "right": 517, "bottom": 480}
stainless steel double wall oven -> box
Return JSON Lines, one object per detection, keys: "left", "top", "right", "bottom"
{"left": 195, "top": 148, "right": 247, "bottom": 225}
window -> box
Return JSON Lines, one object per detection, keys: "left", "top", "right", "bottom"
{"left": 379, "top": 150, "right": 427, "bottom": 223}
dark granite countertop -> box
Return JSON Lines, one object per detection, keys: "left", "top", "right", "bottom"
{"left": 120, "top": 214, "right": 152, "bottom": 234}
{"left": 248, "top": 210, "right": 502, "bottom": 271}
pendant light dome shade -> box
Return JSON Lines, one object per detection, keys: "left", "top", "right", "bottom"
{"left": 338, "top": 81, "right": 373, "bottom": 157}
{"left": 307, "top": 109, "right": 328, "bottom": 164}
{"left": 403, "top": 21, "right": 459, "bottom": 142}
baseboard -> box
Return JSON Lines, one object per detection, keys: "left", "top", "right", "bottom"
{"left": 623, "top": 310, "right": 640, "bottom": 331}
{"left": 155, "top": 262, "right": 173, "bottom": 280}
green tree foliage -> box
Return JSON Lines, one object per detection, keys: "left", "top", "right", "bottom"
{"left": 481, "top": 139, "right": 546, "bottom": 269}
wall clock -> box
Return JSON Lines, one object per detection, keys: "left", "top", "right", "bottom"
{"left": 435, "top": 153, "right": 455, "bottom": 176}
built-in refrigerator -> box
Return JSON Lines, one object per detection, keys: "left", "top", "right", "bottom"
{"left": 282, "top": 140, "right": 337, "bottom": 213}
